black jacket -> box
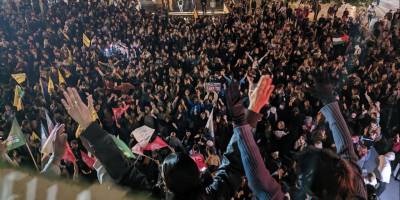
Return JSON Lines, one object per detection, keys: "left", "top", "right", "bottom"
{"left": 82, "top": 123, "right": 244, "bottom": 200}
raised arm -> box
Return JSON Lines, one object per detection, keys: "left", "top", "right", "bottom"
{"left": 60, "top": 87, "right": 151, "bottom": 190}
{"left": 319, "top": 102, "right": 358, "bottom": 161}
{"left": 224, "top": 77, "right": 284, "bottom": 199}
{"left": 235, "top": 113, "right": 284, "bottom": 200}
{"left": 205, "top": 130, "right": 244, "bottom": 199}
{"left": 310, "top": 71, "right": 358, "bottom": 161}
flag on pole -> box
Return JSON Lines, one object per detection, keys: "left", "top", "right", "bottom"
{"left": 40, "top": 122, "right": 48, "bottom": 150}
{"left": 131, "top": 125, "right": 154, "bottom": 147}
{"left": 82, "top": 33, "right": 91, "bottom": 48}
{"left": 48, "top": 77, "right": 55, "bottom": 94}
{"left": 31, "top": 131, "right": 40, "bottom": 141}
{"left": 41, "top": 124, "right": 62, "bottom": 156}
{"left": 5, "top": 118, "right": 26, "bottom": 151}
{"left": 81, "top": 151, "right": 95, "bottom": 169}
{"left": 62, "top": 30, "right": 70, "bottom": 41}
{"left": 223, "top": 3, "right": 229, "bottom": 13}
{"left": 40, "top": 79, "right": 44, "bottom": 95}
{"left": 75, "top": 125, "right": 83, "bottom": 139}
{"left": 112, "top": 105, "right": 130, "bottom": 122}
{"left": 45, "top": 111, "right": 54, "bottom": 134}
{"left": 62, "top": 142, "right": 76, "bottom": 163}
{"left": 111, "top": 135, "right": 135, "bottom": 158}
{"left": 193, "top": 7, "right": 199, "bottom": 20}
{"left": 13, "top": 85, "right": 24, "bottom": 111}
{"left": 143, "top": 136, "right": 169, "bottom": 151}
{"left": 132, "top": 136, "right": 169, "bottom": 155}
{"left": 40, "top": 79, "right": 49, "bottom": 101}
{"left": 333, "top": 34, "right": 350, "bottom": 45}
{"left": 205, "top": 108, "right": 214, "bottom": 137}
{"left": 58, "top": 69, "right": 66, "bottom": 85}
{"left": 190, "top": 153, "right": 207, "bottom": 171}
{"left": 132, "top": 144, "right": 144, "bottom": 156}
{"left": 11, "top": 73, "right": 27, "bottom": 84}
{"left": 67, "top": 49, "right": 73, "bottom": 65}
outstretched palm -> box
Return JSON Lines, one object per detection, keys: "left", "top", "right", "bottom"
{"left": 248, "top": 75, "right": 275, "bottom": 113}
{"left": 61, "top": 87, "right": 93, "bottom": 132}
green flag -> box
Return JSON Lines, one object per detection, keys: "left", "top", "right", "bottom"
{"left": 6, "top": 118, "right": 26, "bottom": 151}
{"left": 111, "top": 135, "right": 134, "bottom": 159}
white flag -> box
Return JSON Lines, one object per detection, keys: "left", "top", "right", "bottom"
{"left": 40, "top": 122, "right": 48, "bottom": 151}
{"left": 131, "top": 125, "right": 154, "bottom": 147}
{"left": 41, "top": 124, "right": 62, "bottom": 156}
{"left": 205, "top": 108, "right": 214, "bottom": 138}
{"left": 45, "top": 111, "right": 54, "bottom": 134}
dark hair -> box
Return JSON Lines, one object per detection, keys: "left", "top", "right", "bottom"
{"left": 162, "top": 152, "right": 201, "bottom": 200}
{"left": 295, "top": 147, "right": 360, "bottom": 199}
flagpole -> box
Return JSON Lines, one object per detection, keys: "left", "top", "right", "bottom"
{"left": 25, "top": 143, "right": 40, "bottom": 171}
{"left": 133, "top": 152, "right": 157, "bottom": 162}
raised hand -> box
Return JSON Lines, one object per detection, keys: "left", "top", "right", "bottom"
{"left": 225, "top": 80, "right": 245, "bottom": 125}
{"left": 61, "top": 87, "right": 94, "bottom": 131}
{"left": 53, "top": 124, "right": 67, "bottom": 159}
{"left": 248, "top": 75, "right": 275, "bottom": 113}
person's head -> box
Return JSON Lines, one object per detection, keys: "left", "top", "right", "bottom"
{"left": 295, "top": 148, "right": 360, "bottom": 199}
{"left": 185, "top": 131, "right": 191, "bottom": 137}
{"left": 170, "top": 132, "right": 176, "bottom": 138}
{"left": 271, "top": 151, "right": 279, "bottom": 160}
{"left": 304, "top": 116, "right": 313, "bottom": 126}
{"left": 277, "top": 121, "right": 285, "bottom": 129}
{"left": 357, "top": 144, "right": 368, "bottom": 158}
{"left": 161, "top": 152, "right": 201, "bottom": 199}
{"left": 394, "top": 133, "right": 400, "bottom": 142}
{"left": 71, "top": 140, "right": 78, "bottom": 149}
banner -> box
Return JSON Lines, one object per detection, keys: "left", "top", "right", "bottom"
{"left": 206, "top": 82, "right": 221, "bottom": 92}
{"left": 5, "top": 118, "right": 26, "bottom": 151}
{"left": 13, "top": 85, "right": 24, "bottom": 111}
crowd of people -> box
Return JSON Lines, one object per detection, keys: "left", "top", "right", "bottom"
{"left": 0, "top": 0, "right": 400, "bottom": 199}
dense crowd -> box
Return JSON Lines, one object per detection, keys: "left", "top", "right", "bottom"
{"left": 0, "top": 0, "right": 400, "bottom": 199}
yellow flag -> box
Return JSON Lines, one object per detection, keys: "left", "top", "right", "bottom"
{"left": 39, "top": 79, "right": 45, "bottom": 96}
{"left": 91, "top": 111, "right": 99, "bottom": 121}
{"left": 76, "top": 107, "right": 99, "bottom": 138}
{"left": 75, "top": 125, "right": 83, "bottom": 138}
{"left": 48, "top": 77, "right": 55, "bottom": 94}
{"left": 62, "top": 30, "right": 70, "bottom": 41}
{"left": 13, "top": 85, "right": 24, "bottom": 111}
{"left": 67, "top": 49, "right": 73, "bottom": 65}
{"left": 194, "top": 7, "right": 199, "bottom": 20}
{"left": 11, "top": 73, "right": 26, "bottom": 84}
{"left": 82, "top": 33, "right": 91, "bottom": 47}
{"left": 223, "top": 4, "right": 229, "bottom": 13}
{"left": 58, "top": 69, "right": 66, "bottom": 85}
{"left": 31, "top": 131, "right": 40, "bottom": 141}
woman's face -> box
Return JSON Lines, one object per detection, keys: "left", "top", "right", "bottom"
{"left": 277, "top": 121, "right": 285, "bottom": 129}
